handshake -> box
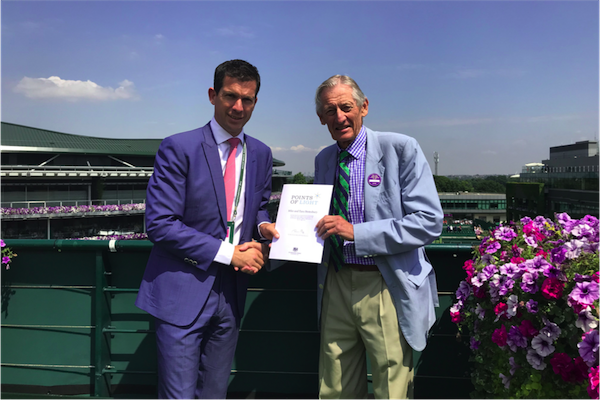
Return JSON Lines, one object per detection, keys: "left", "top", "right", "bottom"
{"left": 231, "top": 222, "right": 279, "bottom": 275}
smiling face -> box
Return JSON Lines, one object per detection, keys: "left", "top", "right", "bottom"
{"left": 209, "top": 75, "right": 258, "bottom": 137}
{"left": 318, "top": 84, "right": 369, "bottom": 149}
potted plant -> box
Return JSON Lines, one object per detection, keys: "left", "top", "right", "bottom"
{"left": 452, "top": 213, "right": 599, "bottom": 398}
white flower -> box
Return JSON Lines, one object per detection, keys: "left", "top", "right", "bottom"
{"left": 531, "top": 334, "right": 555, "bottom": 357}
{"left": 576, "top": 307, "right": 599, "bottom": 332}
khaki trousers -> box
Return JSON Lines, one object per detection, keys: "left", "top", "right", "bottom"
{"left": 319, "top": 264, "right": 413, "bottom": 399}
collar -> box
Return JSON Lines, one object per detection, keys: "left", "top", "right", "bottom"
{"left": 337, "top": 125, "right": 366, "bottom": 160}
{"left": 210, "top": 117, "right": 245, "bottom": 146}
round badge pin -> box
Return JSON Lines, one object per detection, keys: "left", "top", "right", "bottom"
{"left": 368, "top": 173, "right": 382, "bottom": 187}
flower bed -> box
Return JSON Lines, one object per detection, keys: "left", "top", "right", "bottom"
{"left": 452, "top": 213, "right": 599, "bottom": 398}
{"left": 0, "top": 203, "right": 146, "bottom": 216}
{"left": 1, "top": 239, "right": 17, "bottom": 269}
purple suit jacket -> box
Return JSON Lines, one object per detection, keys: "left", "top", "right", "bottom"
{"left": 135, "top": 123, "right": 273, "bottom": 326}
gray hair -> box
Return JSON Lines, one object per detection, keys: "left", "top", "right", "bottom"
{"left": 315, "top": 75, "right": 367, "bottom": 115}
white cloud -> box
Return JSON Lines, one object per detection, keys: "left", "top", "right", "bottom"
{"left": 271, "top": 144, "right": 326, "bottom": 153}
{"left": 215, "top": 26, "right": 255, "bottom": 39}
{"left": 14, "top": 76, "right": 139, "bottom": 101}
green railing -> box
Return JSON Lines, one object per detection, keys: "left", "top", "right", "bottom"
{"left": 1, "top": 240, "right": 476, "bottom": 398}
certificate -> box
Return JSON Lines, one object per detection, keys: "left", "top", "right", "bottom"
{"left": 269, "top": 184, "right": 333, "bottom": 263}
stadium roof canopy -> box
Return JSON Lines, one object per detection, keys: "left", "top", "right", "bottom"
{"left": 1, "top": 122, "right": 285, "bottom": 166}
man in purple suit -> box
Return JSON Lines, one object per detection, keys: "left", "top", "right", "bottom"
{"left": 136, "top": 60, "right": 278, "bottom": 399}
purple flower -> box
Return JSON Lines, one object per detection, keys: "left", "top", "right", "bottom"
{"left": 578, "top": 329, "right": 599, "bottom": 367}
{"left": 482, "top": 265, "right": 498, "bottom": 279}
{"left": 499, "top": 373, "right": 511, "bottom": 389}
{"left": 2, "top": 256, "right": 10, "bottom": 264}
{"left": 572, "top": 223, "right": 595, "bottom": 239}
{"left": 540, "top": 319, "right": 561, "bottom": 341}
{"left": 509, "top": 357, "right": 520, "bottom": 375}
{"left": 495, "top": 226, "right": 518, "bottom": 241}
{"left": 550, "top": 246, "right": 567, "bottom": 264}
{"left": 480, "top": 254, "right": 495, "bottom": 266}
{"left": 564, "top": 239, "right": 584, "bottom": 259}
{"left": 520, "top": 272, "right": 539, "bottom": 294}
{"left": 521, "top": 216, "right": 533, "bottom": 224}
{"left": 532, "top": 334, "right": 555, "bottom": 357}
{"left": 523, "top": 234, "right": 538, "bottom": 248}
{"left": 471, "top": 273, "right": 485, "bottom": 287}
{"left": 470, "top": 337, "right": 480, "bottom": 350}
{"left": 556, "top": 212, "right": 571, "bottom": 225}
{"left": 499, "top": 262, "right": 519, "bottom": 278}
{"left": 0, "top": 239, "right": 5, "bottom": 247}
{"left": 526, "top": 348, "right": 547, "bottom": 370}
{"left": 507, "top": 325, "right": 528, "bottom": 352}
{"left": 455, "top": 281, "right": 471, "bottom": 301}
{"left": 485, "top": 240, "right": 501, "bottom": 254}
{"left": 570, "top": 281, "right": 600, "bottom": 306}
{"left": 526, "top": 299, "right": 538, "bottom": 314}
{"left": 506, "top": 294, "right": 519, "bottom": 317}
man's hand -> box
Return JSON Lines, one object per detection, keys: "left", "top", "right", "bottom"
{"left": 232, "top": 241, "right": 264, "bottom": 275}
{"left": 259, "top": 223, "right": 280, "bottom": 241}
{"left": 316, "top": 215, "right": 354, "bottom": 241}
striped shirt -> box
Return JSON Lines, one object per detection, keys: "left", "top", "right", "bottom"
{"left": 337, "top": 126, "right": 375, "bottom": 265}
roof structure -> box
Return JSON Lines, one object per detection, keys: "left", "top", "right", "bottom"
{"left": 1, "top": 122, "right": 162, "bottom": 156}
{"left": 1, "top": 122, "right": 285, "bottom": 166}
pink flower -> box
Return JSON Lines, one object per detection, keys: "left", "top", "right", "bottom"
{"left": 494, "top": 302, "right": 508, "bottom": 316}
{"left": 589, "top": 365, "right": 599, "bottom": 399}
{"left": 519, "top": 319, "right": 538, "bottom": 338}
{"left": 450, "top": 311, "right": 461, "bottom": 323}
{"left": 492, "top": 326, "right": 507, "bottom": 347}
{"left": 536, "top": 249, "right": 548, "bottom": 258}
{"left": 541, "top": 277, "right": 564, "bottom": 300}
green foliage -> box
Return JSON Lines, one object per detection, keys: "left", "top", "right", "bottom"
{"left": 434, "top": 175, "right": 509, "bottom": 194}
{"left": 291, "top": 172, "right": 307, "bottom": 184}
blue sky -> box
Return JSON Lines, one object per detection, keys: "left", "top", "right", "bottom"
{"left": 2, "top": 1, "right": 598, "bottom": 176}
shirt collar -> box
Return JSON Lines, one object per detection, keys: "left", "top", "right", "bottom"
{"left": 210, "top": 117, "right": 245, "bottom": 146}
{"left": 337, "top": 125, "right": 366, "bottom": 160}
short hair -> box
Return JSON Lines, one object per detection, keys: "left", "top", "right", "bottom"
{"left": 213, "top": 59, "right": 261, "bottom": 96}
{"left": 315, "top": 75, "right": 366, "bottom": 115}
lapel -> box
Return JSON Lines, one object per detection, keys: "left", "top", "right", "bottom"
{"left": 323, "top": 146, "right": 337, "bottom": 185}
{"left": 363, "top": 128, "right": 384, "bottom": 222}
{"left": 243, "top": 136, "right": 257, "bottom": 233}
{"left": 201, "top": 124, "right": 228, "bottom": 228}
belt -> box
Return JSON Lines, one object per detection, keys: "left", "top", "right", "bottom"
{"left": 344, "top": 263, "right": 379, "bottom": 272}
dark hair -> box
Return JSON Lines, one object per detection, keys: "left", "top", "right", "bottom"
{"left": 213, "top": 59, "right": 261, "bottom": 96}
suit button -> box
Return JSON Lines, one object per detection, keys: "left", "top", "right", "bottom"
{"left": 193, "top": 261, "right": 197, "bottom": 265}
{"left": 184, "top": 258, "right": 189, "bottom": 263}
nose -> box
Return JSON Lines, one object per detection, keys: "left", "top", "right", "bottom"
{"left": 232, "top": 98, "right": 244, "bottom": 113}
{"left": 335, "top": 109, "right": 345, "bottom": 123}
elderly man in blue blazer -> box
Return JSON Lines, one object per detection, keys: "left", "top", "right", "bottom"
{"left": 136, "top": 60, "right": 277, "bottom": 399}
{"left": 313, "top": 75, "right": 443, "bottom": 399}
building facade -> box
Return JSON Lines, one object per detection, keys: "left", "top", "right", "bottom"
{"left": 1, "top": 122, "right": 290, "bottom": 239}
{"left": 507, "top": 140, "right": 599, "bottom": 221}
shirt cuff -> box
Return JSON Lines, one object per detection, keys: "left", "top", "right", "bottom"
{"left": 214, "top": 240, "right": 235, "bottom": 265}
{"left": 257, "top": 221, "right": 269, "bottom": 239}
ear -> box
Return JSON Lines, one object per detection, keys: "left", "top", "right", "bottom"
{"left": 360, "top": 98, "right": 369, "bottom": 118}
{"left": 208, "top": 87, "right": 216, "bottom": 105}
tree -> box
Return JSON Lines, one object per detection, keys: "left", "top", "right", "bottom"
{"left": 291, "top": 172, "right": 307, "bottom": 184}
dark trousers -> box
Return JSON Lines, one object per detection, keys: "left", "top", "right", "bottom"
{"left": 155, "top": 268, "right": 239, "bottom": 399}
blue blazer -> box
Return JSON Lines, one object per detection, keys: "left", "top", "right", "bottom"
{"left": 135, "top": 123, "right": 273, "bottom": 326}
{"left": 314, "top": 127, "right": 443, "bottom": 351}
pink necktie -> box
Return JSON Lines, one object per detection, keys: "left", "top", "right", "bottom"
{"left": 224, "top": 137, "right": 241, "bottom": 221}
